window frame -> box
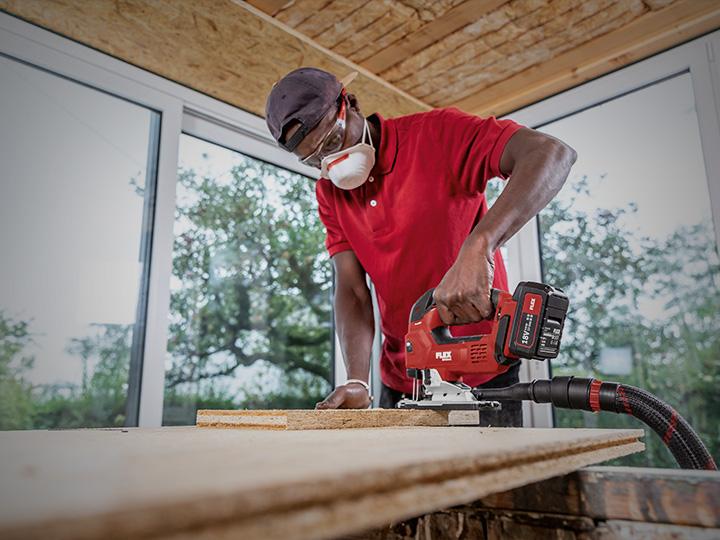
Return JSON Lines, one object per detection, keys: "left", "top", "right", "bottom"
{"left": 0, "top": 12, "right": 339, "bottom": 426}
{"left": 504, "top": 29, "right": 720, "bottom": 427}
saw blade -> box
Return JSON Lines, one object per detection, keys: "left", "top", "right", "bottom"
{"left": 396, "top": 399, "right": 501, "bottom": 411}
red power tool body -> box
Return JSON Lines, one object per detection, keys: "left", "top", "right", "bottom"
{"left": 404, "top": 281, "right": 569, "bottom": 383}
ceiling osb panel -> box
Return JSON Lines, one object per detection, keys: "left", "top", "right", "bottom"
{"left": 251, "top": 0, "right": 720, "bottom": 115}
{"left": 453, "top": 0, "right": 720, "bottom": 114}
{"left": 270, "top": 0, "right": 467, "bottom": 64}
{"left": 0, "top": 0, "right": 428, "bottom": 119}
{"left": 399, "top": 0, "right": 648, "bottom": 105}
{"left": 2, "top": 0, "right": 718, "bottom": 119}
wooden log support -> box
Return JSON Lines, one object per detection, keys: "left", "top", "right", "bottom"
{"left": 478, "top": 466, "right": 720, "bottom": 528}
{"left": 363, "top": 466, "right": 720, "bottom": 539}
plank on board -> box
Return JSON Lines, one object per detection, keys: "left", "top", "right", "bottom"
{"left": 0, "top": 426, "right": 643, "bottom": 540}
{"left": 196, "top": 408, "right": 482, "bottom": 429}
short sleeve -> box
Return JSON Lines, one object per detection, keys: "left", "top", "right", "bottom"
{"left": 435, "top": 107, "right": 523, "bottom": 194}
{"left": 315, "top": 179, "right": 352, "bottom": 257}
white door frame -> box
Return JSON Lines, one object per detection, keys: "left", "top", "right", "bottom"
{"left": 504, "top": 29, "right": 720, "bottom": 427}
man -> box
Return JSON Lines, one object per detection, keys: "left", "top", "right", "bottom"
{"left": 265, "top": 68, "right": 576, "bottom": 425}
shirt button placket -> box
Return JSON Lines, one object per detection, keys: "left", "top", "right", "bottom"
{"left": 370, "top": 199, "right": 378, "bottom": 207}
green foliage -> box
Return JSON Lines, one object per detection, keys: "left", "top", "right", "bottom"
{"left": 0, "top": 318, "right": 132, "bottom": 429}
{"left": 0, "top": 312, "right": 35, "bottom": 430}
{"left": 31, "top": 324, "right": 132, "bottom": 429}
{"left": 163, "top": 155, "right": 333, "bottom": 423}
{"left": 541, "top": 176, "right": 720, "bottom": 467}
{"left": 163, "top": 386, "right": 236, "bottom": 426}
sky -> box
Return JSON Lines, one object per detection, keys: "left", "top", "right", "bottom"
{"left": 535, "top": 72, "right": 718, "bottom": 322}
{"left": 538, "top": 72, "right": 714, "bottom": 241}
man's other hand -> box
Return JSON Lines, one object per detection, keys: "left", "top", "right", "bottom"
{"left": 433, "top": 239, "right": 495, "bottom": 325}
{"left": 315, "top": 383, "right": 371, "bottom": 409}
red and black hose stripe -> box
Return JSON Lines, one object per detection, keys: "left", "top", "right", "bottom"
{"left": 473, "top": 376, "right": 717, "bottom": 470}
{"left": 609, "top": 382, "right": 717, "bottom": 470}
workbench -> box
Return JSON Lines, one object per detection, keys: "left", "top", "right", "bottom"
{"left": 0, "top": 425, "right": 644, "bottom": 539}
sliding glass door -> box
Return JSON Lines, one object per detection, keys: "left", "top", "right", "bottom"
{"left": 537, "top": 72, "right": 719, "bottom": 467}
{"left": 509, "top": 30, "right": 720, "bottom": 467}
{"left": 0, "top": 54, "right": 159, "bottom": 429}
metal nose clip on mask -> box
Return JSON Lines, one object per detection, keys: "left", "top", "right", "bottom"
{"left": 320, "top": 119, "right": 376, "bottom": 190}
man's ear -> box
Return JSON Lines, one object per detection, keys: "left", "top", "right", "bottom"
{"left": 346, "top": 93, "right": 361, "bottom": 114}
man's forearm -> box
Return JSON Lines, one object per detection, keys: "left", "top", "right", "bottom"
{"left": 471, "top": 140, "right": 576, "bottom": 252}
{"left": 334, "top": 285, "right": 375, "bottom": 382}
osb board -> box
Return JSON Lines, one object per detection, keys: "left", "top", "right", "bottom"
{"left": 0, "top": 0, "right": 428, "bottom": 119}
{"left": 250, "top": 0, "right": 470, "bottom": 67}
{"left": 0, "top": 426, "right": 643, "bottom": 540}
{"left": 250, "top": 0, "right": 720, "bottom": 115}
{"left": 196, "top": 408, "right": 459, "bottom": 429}
{"left": 3, "top": 1, "right": 715, "bottom": 119}
{"left": 382, "top": 0, "right": 652, "bottom": 102}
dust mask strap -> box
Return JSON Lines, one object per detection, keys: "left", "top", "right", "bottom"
{"left": 320, "top": 119, "right": 376, "bottom": 190}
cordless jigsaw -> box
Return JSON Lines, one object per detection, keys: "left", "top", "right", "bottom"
{"left": 398, "top": 281, "right": 569, "bottom": 410}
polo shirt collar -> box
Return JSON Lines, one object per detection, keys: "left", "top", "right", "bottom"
{"left": 368, "top": 113, "right": 398, "bottom": 176}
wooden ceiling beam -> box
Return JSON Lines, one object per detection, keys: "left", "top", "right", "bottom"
{"left": 361, "top": 0, "right": 507, "bottom": 75}
{"left": 451, "top": 0, "right": 720, "bottom": 117}
{"left": 246, "top": 0, "right": 293, "bottom": 17}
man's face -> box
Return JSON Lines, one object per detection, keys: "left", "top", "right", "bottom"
{"left": 287, "top": 93, "right": 365, "bottom": 169}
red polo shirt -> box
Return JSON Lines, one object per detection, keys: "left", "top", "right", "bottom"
{"left": 316, "top": 107, "right": 523, "bottom": 394}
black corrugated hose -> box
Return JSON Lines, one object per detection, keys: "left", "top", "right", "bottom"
{"left": 473, "top": 376, "right": 717, "bottom": 470}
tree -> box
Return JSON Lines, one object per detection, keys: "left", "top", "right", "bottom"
{"left": 0, "top": 313, "right": 136, "bottom": 430}
{"left": 32, "top": 324, "right": 133, "bottom": 429}
{"left": 0, "top": 311, "right": 35, "bottom": 430}
{"left": 163, "top": 155, "right": 333, "bottom": 421}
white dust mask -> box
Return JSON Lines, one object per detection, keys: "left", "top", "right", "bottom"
{"left": 320, "top": 119, "right": 376, "bottom": 190}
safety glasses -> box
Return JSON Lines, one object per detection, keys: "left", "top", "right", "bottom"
{"left": 300, "top": 92, "right": 347, "bottom": 169}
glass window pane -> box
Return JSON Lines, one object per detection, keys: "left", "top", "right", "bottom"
{"left": 0, "top": 55, "right": 159, "bottom": 429}
{"left": 537, "top": 72, "right": 720, "bottom": 467}
{"left": 162, "top": 134, "right": 332, "bottom": 425}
